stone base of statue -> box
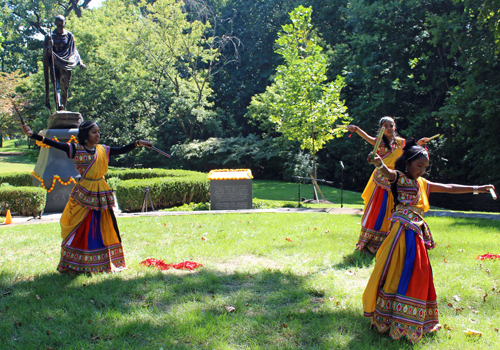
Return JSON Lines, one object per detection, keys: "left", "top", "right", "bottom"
{"left": 31, "top": 112, "right": 82, "bottom": 213}
{"left": 48, "top": 111, "right": 83, "bottom": 129}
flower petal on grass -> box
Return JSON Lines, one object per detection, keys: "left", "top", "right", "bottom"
{"left": 463, "top": 329, "right": 482, "bottom": 336}
{"left": 225, "top": 305, "right": 235, "bottom": 312}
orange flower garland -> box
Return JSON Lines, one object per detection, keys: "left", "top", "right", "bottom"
{"left": 36, "top": 135, "right": 79, "bottom": 148}
{"left": 207, "top": 168, "right": 253, "bottom": 180}
{"left": 31, "top": 171, "right": 78, "bottom": 193}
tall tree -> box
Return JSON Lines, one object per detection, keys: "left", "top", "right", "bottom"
{"left": 0, "top": 70, "right": 29, "bottom": 147}
{"left": 246, "top": 6, "right": 349, "bottom": 179}
{"left": 133, "top": 0, "right": 221, "bottom": 141}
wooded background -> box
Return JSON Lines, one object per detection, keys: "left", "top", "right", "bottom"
{"left": 1, "top": 0, "right": 499, "bottom": 192}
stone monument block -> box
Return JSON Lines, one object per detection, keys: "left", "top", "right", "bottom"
{"left": 31, "top": 113, "right": 82, "bottom": 213}
{"left": 208, "top": 169, "right": 253, "bottom": 210}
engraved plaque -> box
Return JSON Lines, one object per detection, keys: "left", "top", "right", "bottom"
{"left": 210, "top": 179, "right": 252, "bottom": 210}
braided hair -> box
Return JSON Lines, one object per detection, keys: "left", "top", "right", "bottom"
{"left": 390, "top": 139, "right": 429, "bottom": 211}
{"left": 77, "top": 121, "right": 98, "bottom": 145}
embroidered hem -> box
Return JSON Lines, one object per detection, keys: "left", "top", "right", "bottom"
{"left": 356, "top": 227, "right": 388, "bottom": 253}
{"left": 370, "top": 290, "right": 439, "bottom": 344}
{"left": 58, "top": 243, "right": 126, "bottom": 274}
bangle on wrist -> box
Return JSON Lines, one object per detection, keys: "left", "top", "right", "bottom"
{"left": 376, "top": 163, "right": 384, "bottom": 169}
{"left": 473, "top": 186, "right": 479, "bottom": 195}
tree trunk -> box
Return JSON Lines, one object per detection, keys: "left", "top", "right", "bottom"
{"left": 312, "top": 125, "right": 317, "bottom": 200}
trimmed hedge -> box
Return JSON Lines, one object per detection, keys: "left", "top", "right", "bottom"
{"left": 0, "top": 172, "right": 33, "bottom": 187}
{"left": 112, "top": 169, "right": 210, "bottom": 212}
{"left": 0, "top": 168, "right": 209, "bottom": 213}
{"left": 106, "top": 168, "right": 193, "bottom": 180}
{"left": 0, "top": 186, "right": 46, "bottom": 216}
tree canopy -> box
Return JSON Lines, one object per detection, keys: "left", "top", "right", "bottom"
{"left": 1, "top": 0, "right": 499, "bottom": 189}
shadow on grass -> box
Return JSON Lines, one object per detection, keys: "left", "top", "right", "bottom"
{"left": 333, "top": 249, "right": 375, "bottom": 270}
{"left": 0, "top": 268, "right": 410, "bottom": 349}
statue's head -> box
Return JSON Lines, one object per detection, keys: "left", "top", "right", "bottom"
{"left": 55, "top": 15, "right": 66, "bottom": 27}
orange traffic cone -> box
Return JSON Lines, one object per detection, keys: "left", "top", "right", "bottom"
{"left": 4, "top": 210, "right": 12, "bottom": 224}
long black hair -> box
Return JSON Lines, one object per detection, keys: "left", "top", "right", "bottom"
{"left": 77, "top": 121, "right": 98, "bottom": 145}
{"left": 390, "top": 139, "right": 429, "bottom": 211}
{"left": 379, "top": 116, "right": 399, "bottom": 151}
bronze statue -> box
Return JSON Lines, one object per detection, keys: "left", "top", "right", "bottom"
{"left": 43, "top": 15, "right": 86, "bottom": 111}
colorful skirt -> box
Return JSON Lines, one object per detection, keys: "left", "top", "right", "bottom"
{"left": 356, "top": 185, "right": 394, "bottom": 253}
{"left": 58, "top": 203, "right": 126, "bottom": 274}
{"left": 362, "top": 221, "right": 439, "bottom": 343}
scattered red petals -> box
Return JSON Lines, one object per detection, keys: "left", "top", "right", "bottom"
{"left": 140, "top": 258, "right": 203, "bottom": 271}
{"left": 285, "top": 237, "right": 293, "bottom": 242}
{"left": 476, "top": 253, "right": 500, "bottom": 260}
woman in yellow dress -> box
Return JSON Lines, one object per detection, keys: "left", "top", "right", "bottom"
{"left": 363, "top": 139, "right": 494, "bottom": 343}
{"left": 23, "top": 121, "right": 152, "bottom": 274}
{"left": 348, "top": 117, "right": 428, "bottom": 253}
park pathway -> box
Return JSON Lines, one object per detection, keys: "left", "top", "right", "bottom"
{"left": 2, "top": 207, "right": 499, "bottom": 227}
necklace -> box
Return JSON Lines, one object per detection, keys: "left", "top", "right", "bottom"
{"left": 84, "top": 145, "right": 96, "bottom": 153}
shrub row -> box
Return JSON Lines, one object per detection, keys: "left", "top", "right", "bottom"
{"left": 113, "top": 169, "right": 210, "bottom": 212}
{"left": 0, "top": 172, "right": 33, "bottom": 187}
{"left": 0, "top": 168, "right": 209, "bottom": 214}
{"left": 0, "top": 186, "right": 46, "bottom": 216}
{"left": 106, "top": 168, "right": 194, "bottom": 180}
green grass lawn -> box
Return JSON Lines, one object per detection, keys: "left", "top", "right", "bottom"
{"left": 1, "top": 213, "right": 499, "bottom": 349}
{"left": 0, "top": 139, "right": 39, "bottom": 173}
{"left": 252, "top": 180, "right": 364, "bottom": 209}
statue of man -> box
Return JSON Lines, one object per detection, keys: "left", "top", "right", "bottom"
{"left": 43, "top": 15, "right": 86, "bottom": 111}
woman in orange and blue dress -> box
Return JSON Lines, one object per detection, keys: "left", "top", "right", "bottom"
{"left": 348, "top": 117, "right": 428, "bottom": 254}
{"left": 363, "top": 140, "right": 494, "bottom": 343}
{"left": 23, "top": 121, "right": 152, "bottom": 274}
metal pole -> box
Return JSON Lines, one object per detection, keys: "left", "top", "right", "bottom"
{"left": 340, "top": 161, "right": 344, "bottom": 208}
{"left": 298, "top": 181, "right": 301, "bottom": 208}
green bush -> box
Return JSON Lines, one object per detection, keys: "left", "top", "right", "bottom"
{"left": 252, "top": 198, "right": 296, "bottom": 209}
{"left": 114, "top": 169, "right": 209, "bottom": 212}
{"left": 106, "top": 168, "right": 193, "bottom": 180}
{"left": 0, "top": 171, "right": 33, "bottom": 187}
{"left": 161, "top": 202, "right": 210, "bottom": 212}
{"left": 106, "top": 177, "right": 122, "bottom": 191}
{"left": 0, "top": 186, "right": 46, "bottom": 216}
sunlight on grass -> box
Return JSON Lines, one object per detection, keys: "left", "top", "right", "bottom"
{"left": 1, "top": 213, "right": 499, "bottom": 349}
{"left": 0, "top": 139, "right": 38, "bottom": 173}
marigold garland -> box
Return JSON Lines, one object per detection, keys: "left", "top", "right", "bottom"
{"left": 208, "top": 168, "right": 253, "bottom": 180}
{"left": 140, "top": 258, "right": 203, "bottom": 271}
{"left": 36, "top": 135, "right": 79, "bottom": 148}
{"left": 31, "top": 171, "right": 78, "bottom": 193}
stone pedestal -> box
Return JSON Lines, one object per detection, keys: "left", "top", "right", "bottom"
{"left": 48, "top": 111, "right": 83, "bottom": 129}
{"left": 31, "top": 112, "right": 82, "bottom": 213}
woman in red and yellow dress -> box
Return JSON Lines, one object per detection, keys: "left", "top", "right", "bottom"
{"left": 363, "top": 140, "right": 494, "bottom": 343}
{"left": 23, "top": 121, "right": 151, "bottom": 274}
{"left": 348, "top": 117, "right": 428, "bottom": 254}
